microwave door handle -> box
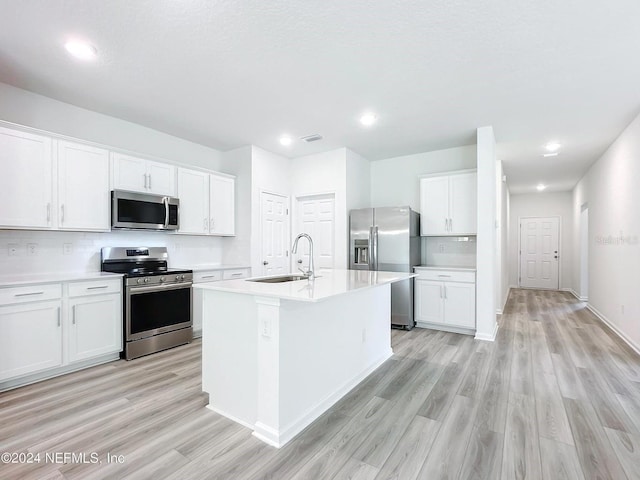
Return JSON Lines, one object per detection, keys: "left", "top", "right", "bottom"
{"left": 164, "top": 197, "right": 169, "bottom": 227}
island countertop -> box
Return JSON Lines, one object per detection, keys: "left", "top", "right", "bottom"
{"left": 193, "top": 269, "right": 416, "bottom": 302}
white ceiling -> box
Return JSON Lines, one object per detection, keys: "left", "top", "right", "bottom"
{"left": 1, "top": 0, "right": 639, "bottom": 194}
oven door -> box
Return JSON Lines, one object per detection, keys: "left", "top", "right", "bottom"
{"left": 126, "top": 283, "right": 192, "bottom": 341}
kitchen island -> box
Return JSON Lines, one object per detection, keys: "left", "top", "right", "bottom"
{"left": 194, "top": 269, "right": 415, "bottom": 448}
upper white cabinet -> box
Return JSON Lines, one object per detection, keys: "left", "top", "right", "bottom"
{"left": 111, "top": 152, "right": 176, "bottom": 196}
{"left": 177, "top": 168, "right": 235, "bottom": 236}
{"left": 210, "top": 173, "right": 235, "bottom": 236}
{"left": 0, "top": 127, "right": 54, "bottom": 229}
{"left": 420, "top": 170, "right": 477, "bottom": 236}
{"left": 57, "top": 141, "right": 110, "bottom": 231}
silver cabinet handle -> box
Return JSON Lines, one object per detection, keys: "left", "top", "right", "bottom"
{"left": 444, "top": 218, "right": 447, "bottom": 232}
{"left": 444, "top": 285, "right": 447, "bottom": 299}
{"left": 440, "top": 285, "right": 443, "bottom": 298}
{"left": 437, "top": 274, "right": 451, "bottom": 278}
{"left": 72, "top": 305, "right": 76, "bottom": 324}
{"left": 201, "top": 275, "right": 218, "bottom": 279}
{"left": 87, "top": 285, "right": 109, "bottom": 290}
{"left": 47, "top": 203, "right": 51, "bottom": 223}
{"left": 231, "top": 273, "right": 243, "bottom": 277}
{"left": 15, "top": 291, "right": 45, "bottom": 297}
{"left": 57, "top": 307, "right": 61, "bottom": 327}
{"left": 210, "top": 218, "right": 214, "bottom": 230}
{"left": 449, "top": 218, "right": 453, "bottom": 232}
{"left": 61, "top": 204, "right": 65, "bottom": 223}
{"left": 148, "top": 174, "right": 152, "bottom": 190}
{"left": 143, "top": 173, "right": 148, "bottom": 189}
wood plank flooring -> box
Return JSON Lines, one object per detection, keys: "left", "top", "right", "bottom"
{"left": 2, "top": 289, "right": 640, "bottom": 479}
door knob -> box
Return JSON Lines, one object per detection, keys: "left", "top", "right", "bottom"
{"left": 297, "top": 259, "right": 303, "bottom": 264}
{"left": 263, "top": 261, "right": 269, "bottom": 265}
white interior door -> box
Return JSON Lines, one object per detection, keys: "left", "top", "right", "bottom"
{"left": 519, "top": 217, "right": 560, "bottom": 289}
{"left": 260, "top": 192, "right": 289, "bottom": 275}
{"left": 295, "top": 194, "right": 335, "bottom": 270}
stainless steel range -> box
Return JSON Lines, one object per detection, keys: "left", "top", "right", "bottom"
{"left": 101, "top": 247, "right": 193, "bottom": 360}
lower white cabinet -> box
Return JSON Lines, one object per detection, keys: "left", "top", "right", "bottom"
{"left": 68, "top": 293, "right": 122, "bottom": 363}
{"left": 0, "top": 277, "right": 123, "bottom": 388}
{"left": 414, "top": 268, "right": 476, "bottom": 333}
{"left": 0, "top": 300, "right": 63, "bottom": 380}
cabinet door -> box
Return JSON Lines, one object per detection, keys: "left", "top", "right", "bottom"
{"left": 0, "top": 127, "right": 53, "bottom": 229}
{"left": 415, "top": 280, "right": 444, "bottom": 323}
{"left": 209, "top": 174, "right": 235, "bottom": 235}
{"left": 449, "top": 172, "right": 477, "bottom": 235}
{"left": 147, "top": 159, "right": 176, "bottom": 196}
{"left": 443, "top": 282, "right": 476, "bottom": 328}
{"left": 58, "top": 141, "right": 110, "bottom": 231}
{"left": 177, "top": 168, "right": 210, "bottom": 234}
{"left": 0, "top": 301, "right": 62, "bottom": 381}
{"left": 111, "top": 153, "right": 147, "bottom": 192}
{"left": 420, "top": 177, "right": 449, "bottom": 235}
{"left": 68, "top": 294, "right": 122, "bottom": 363}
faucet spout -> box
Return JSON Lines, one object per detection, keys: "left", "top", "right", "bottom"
{"left": 292, "top": 233, "right": 316, "bottom": 279}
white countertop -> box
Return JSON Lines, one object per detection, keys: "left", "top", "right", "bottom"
{"left": 194, "top": 269, "right": 416, "bottom": 302}
{"left": 174, "top": 264, "right": 251, "bottom": 272}
{"left": 415, "top": 265, "right": 477, "bottom": 272}
{"left": 0, "top": 271, "right": 123, "bottom": 287}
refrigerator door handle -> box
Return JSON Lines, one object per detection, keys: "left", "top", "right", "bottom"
{"left": 372, "top": 226, "right": 379, "bottom": 271}
{"left": 368, "top": 226, "right": 374, "bottom": 269}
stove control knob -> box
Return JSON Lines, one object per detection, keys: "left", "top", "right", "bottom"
{"left": 144, "top": 278, "right": 149, "bottom": 283}
{"left": 160, "top": 276, "right": 165, "bottom": 283}
{"left": 181, "top": 275, "right": 185, "bottom": 280}
{"left": 137, "top": 278, "right": 142, "bottom": 284}
{"left": 176, "top": 275, "right": 180, "bottom": 281}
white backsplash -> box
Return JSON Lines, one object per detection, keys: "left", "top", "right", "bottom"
{"left": 0, "top": 229, "right": 224, "bottom": 275}
{"left": 422, "top": 236, "right": 477, "bottom": 267}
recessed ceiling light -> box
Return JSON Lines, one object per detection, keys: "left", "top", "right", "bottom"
{"left": 545, "top": 142, "right": 561, "bottom": 152}
{"left": 359, "top": 113, "right": 377, "bottom": 126}
{"left": 536, "top": 184, "right": 547, "bottom": 191}
{"left": 279, "top": 136, "right": 293, "bottom": 146}
{"left": 64, "top": 39, "right": 97, "bottom": 60}
{"left": 543, "top": 152, "right": 558, "bottom": 157}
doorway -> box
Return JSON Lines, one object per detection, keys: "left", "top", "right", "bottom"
{"left": 260, "top": 191, "right": 290, "bottom": 276}
{"left": 519, "top": 216, "right": 560, "bottom": 289}
{"left": 294, "top": 194, "right": 335, "bottom": 270}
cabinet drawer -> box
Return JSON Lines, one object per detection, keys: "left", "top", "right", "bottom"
{"left": 194, "top": 270, "right": 223, "bottom": 283}
{"left": 414, "top": 269, "right": 475, "bottom": 283}
{"left": 0, "top": 283, "right": 62, "bottom": 305}
{"left": 68, "top": 279, "right": 122, "bottom": 297}
{"left": 223, "top": 268, "right": 250, "bottom": 280}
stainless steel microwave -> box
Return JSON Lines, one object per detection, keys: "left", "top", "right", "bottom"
{"left": 111, "top": 190, "right": 179, "bottom": 231}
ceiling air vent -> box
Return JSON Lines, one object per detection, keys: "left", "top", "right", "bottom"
{"left": 300, "top": 134, "right": 323, "bottom": 143}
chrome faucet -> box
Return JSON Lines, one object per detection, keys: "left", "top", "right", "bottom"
{"left": 292, "top": 233, "right": 316, "bottom": 279}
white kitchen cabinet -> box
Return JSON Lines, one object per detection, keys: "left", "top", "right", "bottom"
{"left": 209, "top": 174, "right": 235, "bottom": 235}
{"left": 0, "top": 300, "right": 62, "bottom": 381}
{"left": 68, "top": 293, "right": 122, "bottom": 363}
{"left": 111, "top": 152, "right": 176, "bottom": 196}
{"left": 177, "top": 168, "right": 210, "bottom": 234}
{"left": 414, "top": 268, "right": 476, "bottom": 333}
{"left": 0, "top": 126, "right": 54, "bottom": 229}
{"left": 420, "top": 170, "right": 477, "bottom": 236}
{"left": 57, "top": 141, "right": 110, "bottom": 231}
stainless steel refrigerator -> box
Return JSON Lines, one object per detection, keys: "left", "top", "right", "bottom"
{"left": 349, "top": 207, "right": 421, "bottom": 329}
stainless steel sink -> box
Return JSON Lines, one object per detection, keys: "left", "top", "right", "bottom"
{"left": 247, "top": 274, "right": 309, "bottom": 283}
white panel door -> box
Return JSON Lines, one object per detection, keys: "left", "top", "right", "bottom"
{"left": 147, "top": 159, "right": 176, "bottom": 196}
{"left": 57, "top": 141, "right": 110, "bottom": 231}
{"left": 443, "top": 282, "right": 476, "bottom": 328}
{"left": 177, "top": 168, "right": 209, "bottom": 234}
{"left": 111, "top": 153, "right": 148, "bottom": 192}
{"left": 0, "top": 126, "right": 53, "bottom": 229}
{"left": 0, "top": 301, "right": 62, "bottom": 381}
{"left": 261, "top": 192, "right": 289, "bottom": 275}
{"left": 449, "top": 172, "right": 477, "bottom": 235}
{"left": 519, "top": 217, "right": 559, "bottom": 289}
{"left": 415, "top": 280, "right": 444, "bottom": 323}
{"left": 420, "top": 177, "right": 449, "bottom": 235}
{"left": 295, "top": 194, "right": 335, "bottom": 270}
{"left": 210, "top": 174, "right": 235, "bottom": 235}
{"left": 68, "top": 294, "right": 122, "bottom": 363}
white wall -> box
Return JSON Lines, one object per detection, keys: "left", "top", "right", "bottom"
{"left": 0, "top": 82, "right": 229, "bottom": 274}
{"left": 291, "top": 149, "right": 348, "bottom": 268}
{"left": 370, "top": 145, "right": 477, "bottom": 211}
{"left": 345, "top": 149, "right": 371, "bottom": 211}
{"left": 508, "top": 192, "right": 573, "bottom": 290}
{"left": 571, "top": 111, "right": 640, "bottom": 350}
{"left": 476, "top": 126, "right": 497, "bottom": 341}
{"left": 497, "top": 160, "right": 511, "bottom": 313}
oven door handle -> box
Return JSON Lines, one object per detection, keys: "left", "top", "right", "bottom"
{"left": 129, "top": 282, "right": 192, "bottom": 294}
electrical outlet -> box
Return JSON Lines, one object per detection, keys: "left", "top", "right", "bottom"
{"left": 26, "top": 243, "right": 37, "bottom": 256}
{"left": 8, "top": 243, "right": 19, "bottom": 256}
{"left": 63, "top": 243, "right": 73, "bottom": 255}
{"left": 261, "top": 318, "right": 272, "bottom": 338}
{"left": 438, "top": 243, "right": 445, "bottom": 253}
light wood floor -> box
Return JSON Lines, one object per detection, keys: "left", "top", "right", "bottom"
{"left": 2, "top": 289, "right": 640, "bottom": 479}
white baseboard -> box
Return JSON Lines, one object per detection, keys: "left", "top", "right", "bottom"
{"left": 416, "top": 321, "right": 475, "bottom": 336}
{"left": 587, "top": 304, "right": 640, "bottom": 357}
{"left": 475, "top": 322, "right": 499, "bottom": 342}
{"left": 565, "top": 288, "right": 588, "bottom": 302}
